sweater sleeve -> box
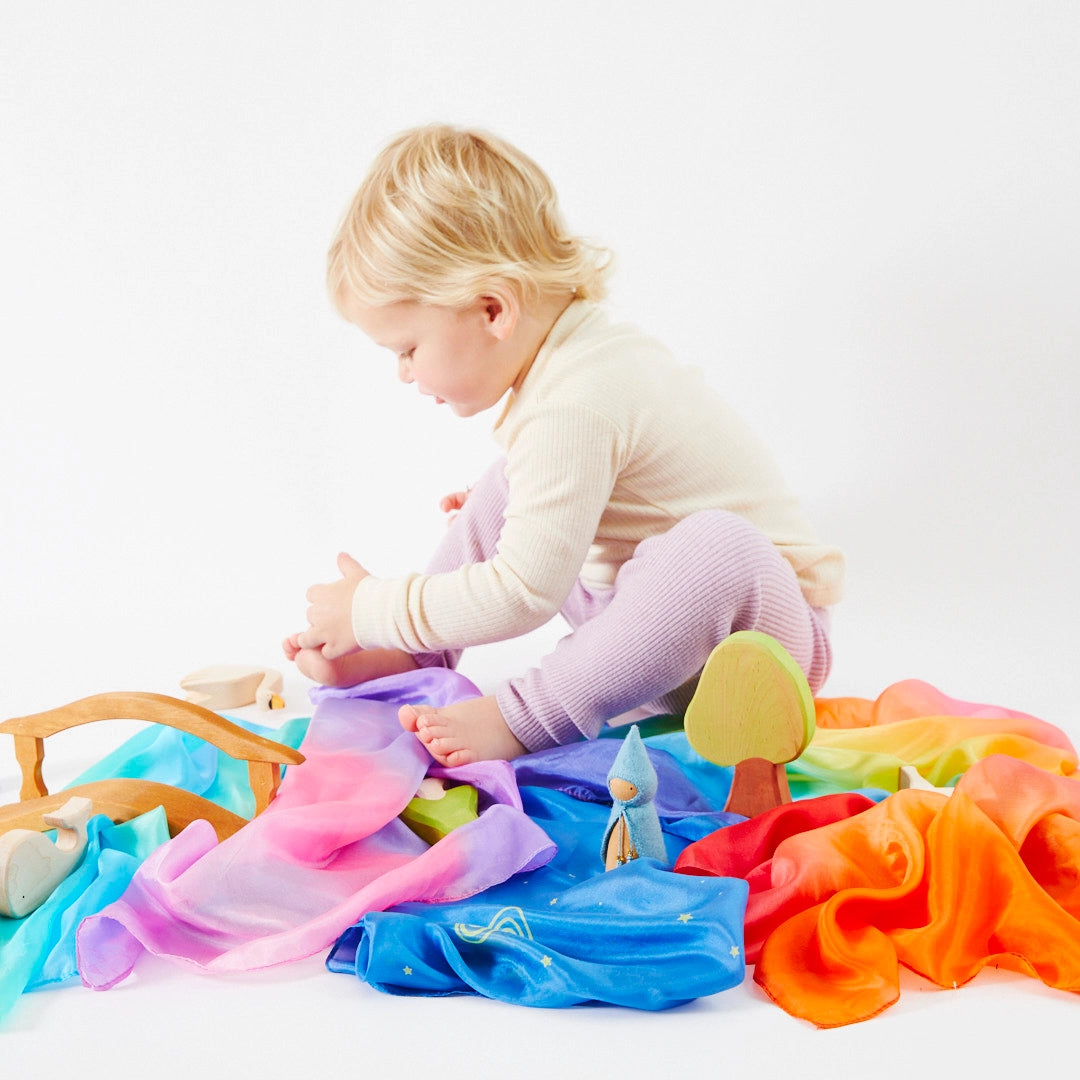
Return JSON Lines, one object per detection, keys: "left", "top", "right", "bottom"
{"left": 351, "top": 402, "right": 623, "bottom": 653}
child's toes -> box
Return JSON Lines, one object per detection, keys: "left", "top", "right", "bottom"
{"left": 425, "top": 738, "right": 471, "bottom": 768}
{"left": 412, "top": 711, "right": 451, "bottom": 750}
{"left": 399, "top": 703, "right": 435, "bottom": 732}
{"left": 414, "top": 710, "right": 449, "bottom": 737}
{"left": 440, "top": 746, "right": 475, "bottom": 768}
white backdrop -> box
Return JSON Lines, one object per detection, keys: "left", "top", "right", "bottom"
{"left": 3, "top": 2, "right": 1079, "bottom": 1075}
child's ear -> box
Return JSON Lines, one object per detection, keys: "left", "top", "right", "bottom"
{"left": 479, "top": 290, "right": 518, "bottom": 342}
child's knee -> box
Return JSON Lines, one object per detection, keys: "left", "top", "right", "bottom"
{"left": 662, "top": 509, "right": 780, "bottom": 577}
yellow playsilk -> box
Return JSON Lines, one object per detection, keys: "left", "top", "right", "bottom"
{"left": 790, "top": 678, "right": 1076, "bottom": 794}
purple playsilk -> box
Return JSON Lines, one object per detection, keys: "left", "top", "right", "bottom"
{"left": 76, "top": 669, "right": 555, "bottom": 987}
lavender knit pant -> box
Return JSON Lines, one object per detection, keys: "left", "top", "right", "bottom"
{"left": 415, "top": 458, "right": 833, "bottom": 752}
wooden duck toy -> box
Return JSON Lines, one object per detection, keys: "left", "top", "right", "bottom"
{"left": 179, "top": 665, "right": 285, "bottom": 711}
{"left": 601, "top": 725, "right": 667, "bottom": 870}
{"left": 0, "top": 796, "right": 94, "bottom": 918}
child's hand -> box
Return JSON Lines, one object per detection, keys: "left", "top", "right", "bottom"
{"left": 295, "top": 552, "right": 369, "bottom": 659}
{"left": 439, "top": 488, "right": 470, "bottom": 524}
{"left": 282, "top": 632, "right": 353, "bottom": 685}
{"left": 282, "top": 632, "right": 303, "bottom": 661}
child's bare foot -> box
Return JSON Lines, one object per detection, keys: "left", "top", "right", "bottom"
{"left": 282, "top": 634, "right": 418, "bottom": 687}
{"left": 399, "top": 695, "right": 527, "bottom": 766}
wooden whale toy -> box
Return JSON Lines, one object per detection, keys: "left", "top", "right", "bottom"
{"left": 0, "top": 796, "right": 94, "bottom": 918}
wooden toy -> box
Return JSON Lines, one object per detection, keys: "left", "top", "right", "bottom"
{"left": 0, "top": 795, "right": 94, "bottom": 918}
{"left": 898, "top": 765, "right": 955, "bottom": 795}
{"left": 399, "top": 778, "right": 479, "bottom": 845}
{"left": 683, "top": 631, "right": 816, "bottom": 819}
{"left": 602, "top": 725, "right": 667, "bottom": 870}
{"left": 179, "top": 665, "right": 286, "bottom": 710}
{"left": 0, "top": 692, "right": 304, "bottom": 843}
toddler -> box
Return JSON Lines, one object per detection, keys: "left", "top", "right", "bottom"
{"left": 286, "top": 124, "right": 844, "bottom": 767}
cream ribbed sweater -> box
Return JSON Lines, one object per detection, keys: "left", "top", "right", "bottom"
{"left": 352, "top": 300, "right": 844, "bottom": 652}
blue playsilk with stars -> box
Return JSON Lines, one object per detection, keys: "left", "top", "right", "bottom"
{"left": 327, "top": 765, "right": 749, "bottom": 1009}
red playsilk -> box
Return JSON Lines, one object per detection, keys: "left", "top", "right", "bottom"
{"left": 675, "top": 792, "right": 878, "bottom": 965}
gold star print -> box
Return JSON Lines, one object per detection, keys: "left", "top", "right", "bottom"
{"left": 729, "top": 946, "right": 740, "bottom": 959}
{"left": 403, "top": 966, "right": 413, "bottom": 975}
{"left": 677, "top": 913, "right": 693, "bottom": 923}
{"left": 541, "top": 956, "right": 553, "bottom": 967}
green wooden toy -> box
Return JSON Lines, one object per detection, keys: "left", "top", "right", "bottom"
{"left": 683, "top": 631, "right": 816, "bottom": 818}
{"left": 400, "top": 781, "right": 479, "bottom": 845}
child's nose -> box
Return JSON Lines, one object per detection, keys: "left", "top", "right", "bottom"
{"left": 397, "top": 357, "right": 413, "bottom": 383}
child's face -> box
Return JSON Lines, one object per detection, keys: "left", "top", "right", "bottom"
{"left": 346, "top": 297, "right": 523, "bottom": 418}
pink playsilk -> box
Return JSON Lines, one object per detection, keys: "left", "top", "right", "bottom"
{"left": 76, "top": 672, "right": 555, "bottom": 987}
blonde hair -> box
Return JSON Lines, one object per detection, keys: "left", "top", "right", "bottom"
{"left": 327, "top": 124, "right": 611, "bottom": 312}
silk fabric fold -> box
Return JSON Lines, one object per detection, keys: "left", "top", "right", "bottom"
{"left": 328, "top": 778, "right": 747, "bottom": 1008}
{"left": 76, "top": 670, "right": 554, "bottom": 986}
{"left": 675, "top": 678, "right": 1080, "bottom": 1027}
{"left": 0, "top": 811, "right": 169, "bottom": 1021}
{"left": 3, "top": 668, "right": 1076, "bottom": 1025}
{"left": 792, "top": 678, "right": 1075, "bottom": 795}
{"left": 752, "top": 756, "right": 1080, "bottom": 1027}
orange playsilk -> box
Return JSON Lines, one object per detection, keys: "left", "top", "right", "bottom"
{"left": 678, "top": 679, "right": 1080, "bottom": 1027}
{"left": 755, "top": 756, "right": 1080, "bottom": 1026}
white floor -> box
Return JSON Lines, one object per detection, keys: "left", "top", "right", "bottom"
{"left": 3, "top": 3, "right": 1079, "bottom": 1075}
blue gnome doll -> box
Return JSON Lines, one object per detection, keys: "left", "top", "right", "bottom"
{"left": 601, "top": 725, "right": 668, "bottom": 870}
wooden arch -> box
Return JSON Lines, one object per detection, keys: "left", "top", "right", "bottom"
{"left": 0, "top": 692, "right": 305, "bottom": 841}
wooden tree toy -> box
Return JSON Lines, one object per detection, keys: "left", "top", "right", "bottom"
{"left": 683, "top": 631, "right": 816, "bottom": 818}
